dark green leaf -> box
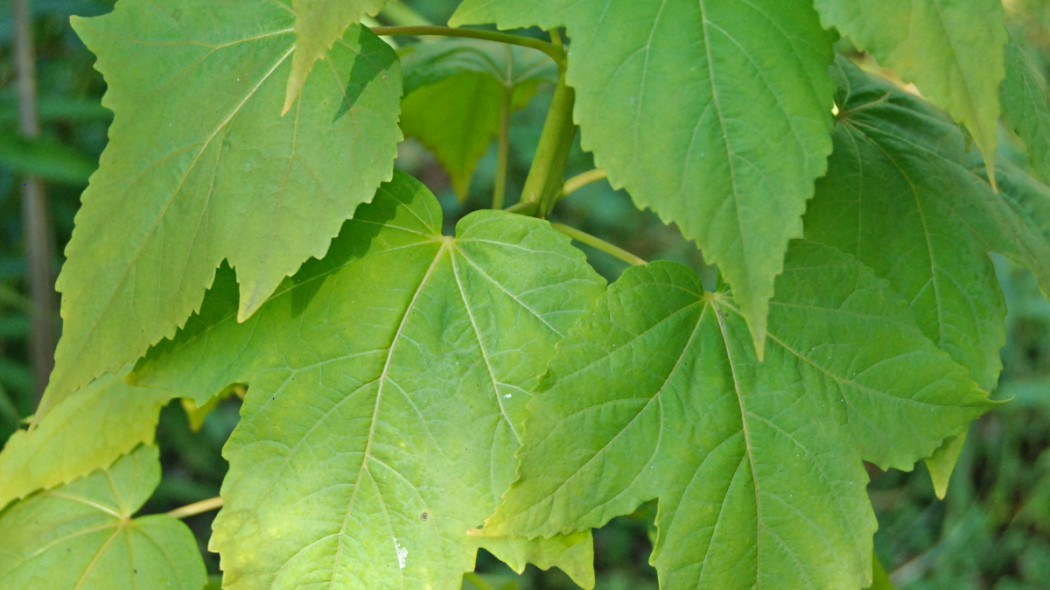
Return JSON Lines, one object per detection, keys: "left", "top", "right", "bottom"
{"left": 481, "top": 241, "right": 992, "bottom": 589}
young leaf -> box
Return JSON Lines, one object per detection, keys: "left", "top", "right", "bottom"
{"left": 481, "top": 241, "right": 993, "bottom": 589}
{"left": 0, "top": 369, "right": 169, "bottom": 510}
{"left": 451, "top": 0, "right": 837, "bottom": 354}
{"left": 0, "top": 445, "right": 206, "bottom": 590}
{"left": 1001, "top": 36, "right": 1050, "bottom": 185}
{"left": 400, "top": 40, "right": 557, "bottom": 200}
{"left": 132, "top": 172, "right": 606, "bottom": 589}
{"left": 813, "top": 0, "right": 1006, "bottom": 186}
{"left": 285, "top": 0, "right": 387, "bottom": 113}
{"left": 45, "top": 1, "right": 402, "bottom": 416}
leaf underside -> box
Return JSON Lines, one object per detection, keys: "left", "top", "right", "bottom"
{"left": 133, "top": 172, "right": 605, "bottom": 589}
{"left": 400, "top": 39, "right": 557, "bottom": 200}
{"left": 452, "top": 0, "right": 837, "bottom": 353}
{"left": 44, "top": 0, "right": 402, "bottom": 417}
{"left": 482, "top": 241, "right": 992, "bottom": 590}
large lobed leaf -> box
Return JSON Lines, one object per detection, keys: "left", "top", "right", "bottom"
{"left": 0, "top": 369, "right": 169, "bottom": 510}
{"left": 481, "top": 241, "right": 993, "bottom": 589}
{"left": 806, "top": 58, "right": 1007, "bottom": 394}
{"left": 813, "top": 0, "right": 1006, "bottom": 185}
{"left": 44, "top": 0, "right": 401, "bottom": 417}
{"left": 0, "top": 445, "right": 206, "bottom": 589}
{"left": 133, "top": 172, "right": 604, "bottom": 589}
{"left": 451, "top": 0, "right": 837, "bottom": 354}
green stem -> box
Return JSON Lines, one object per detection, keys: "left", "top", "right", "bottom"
{"left": 551, "top": 223, "right": 647, "bottom": 266}
{"left": 492, "top": 46, "right": 513, "bottom": 210}
{"left": 371, "top": 26, "right": 565, "bottom": 66}
{"left": 167, "top": 496, "right": 224, "bottom": 520}
{"left": 520, "top": 66, "right": 575, "bottom": 217}
{"left": 562, "top": 168, "right": 607, "bottom": 197}
{"left": 504, "top": 200, "right": 537, "bottom": 215}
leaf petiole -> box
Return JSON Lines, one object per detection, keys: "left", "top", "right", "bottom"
{"left": 561, "top": 168, "right": 607, "bottom": 198}
{"left": 551, "top": 222, "right": 647, "bottom": 266}
{"left": 370, "top": 26, "right": 565, "bottom": 67}
{"left": 167, "top": 496, "right": 223, "bottom": 520}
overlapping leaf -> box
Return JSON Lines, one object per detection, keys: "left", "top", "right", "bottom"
{"left": 132, "top": 172, "right": 604, "bottom": 589}
{"left": 285, "top": 0, "right": 387, "bottom": 112}
{"left": 813, "top": 0, "right": 1006, "bottom": 183}
{"left": 452, "top": 0, "right": 836, "bottom": 352}
{"left": 1001, "top": 36, "right": 1050, "bottom": 184}
{"left": 0, "top": 369, "right": 169, "bottom": 510}
{"left": 44, "top": 0, "right": 401, "bottom": 416}
{"left": 806, "top": 58, "right": 1050, "bottom": 393}
{"left": 400, "top": 40, "right": 557, "bottom": 199}
{"left": 0, "top": 445, "right": 206, "bottom": 589}
{"left": 481, "top": 241, "right": 993, "bottom": 590}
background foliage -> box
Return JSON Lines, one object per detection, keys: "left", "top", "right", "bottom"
{"left": 1, "top": 0, "right": 1049, "bottom": 588}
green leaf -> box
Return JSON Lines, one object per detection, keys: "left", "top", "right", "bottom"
{"left": 400, "top": 40, "right": 557, "bottom": 200}
{"left": 867, "top": 552, "right": 897, "bottom": 590}
{"left": 0, "top": 369, "right": 169, "bottom": 511}
{"left": 480, "top": 241, "right": 993, "bottom": 589}
{"left": 0, "top": 445, "right": 206, "bottom": 590}
{"left": 285, "top": 0, "right": 387, "bottom": 113}
{"left": 806, "top": 58, "right": 1007, "bottom": 393}
{"left": 44, "top": 1, "right": 401, "bottom": 416}
{"left": 479, "top": 531, "right": 594, "bottom": 589}
{"left": 1001, "top": 35, "right": 1050, "bottom": 184}
{"left": 133, "top": 172, "right": 605, "bottom": 589}
{"left": 451, "top": 0, "right": 837, "bottom": 354}
{"left": 925, "top": 430, "right": 968, "bottom": 499}
{"left": 813, "top": 0, "right": 1006, "bottom": 186}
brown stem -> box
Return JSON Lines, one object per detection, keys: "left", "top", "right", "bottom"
{"left": 14, "top": 0, "right": 57, "bottom": 404}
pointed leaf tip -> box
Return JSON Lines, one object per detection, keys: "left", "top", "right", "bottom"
{"left": 48, "top": 5, "right": 402, "bottom": 412}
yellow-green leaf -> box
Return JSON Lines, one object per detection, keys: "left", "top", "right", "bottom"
{"left": 43, "top": 1, "right": 401, "bottom": 418}
{"left": 0, "top": 445, "right": 206, "bottom": 590}
{"left": 133, "top": 172, "right": 605, "bottom": 589}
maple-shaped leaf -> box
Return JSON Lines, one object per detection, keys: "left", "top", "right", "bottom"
{"left": 807, "top": 57, "right": 1007, "bottom": 393}
{"left": 0, "top": 369, "right": 169, "bottom": 510}
{"left": 285, "top": 0, "right": 387, "bottom": 112}
{"left": 481, "top": 241, "right": 994, "bottom": 589}
{"left": 807, "top": 58, "right": 1050, "bottom": 496}
{"left": 132, "top": 172, "right": 605, "bottom": 589}
{"left": 42, "top": 0, "right": 401, "bottom": 417}
{"left": 813, "top": 0, "right": 1006, "bottom": 186}
{"left": 451, "top": 0, "right": 836, "bottom": 354}
{"left": 400, "top": 39, "right": 557, "bottom": 200}
{"left": 0, "top": 445, "right": 206, "bottom": 589}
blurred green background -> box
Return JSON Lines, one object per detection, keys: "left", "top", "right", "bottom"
{"left": 1, "top": 1, "right": 1049, "bottom": 588}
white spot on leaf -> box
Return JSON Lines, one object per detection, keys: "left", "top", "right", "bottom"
{"left": 393, "top": 537, "right": 408, "bottom": 569}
